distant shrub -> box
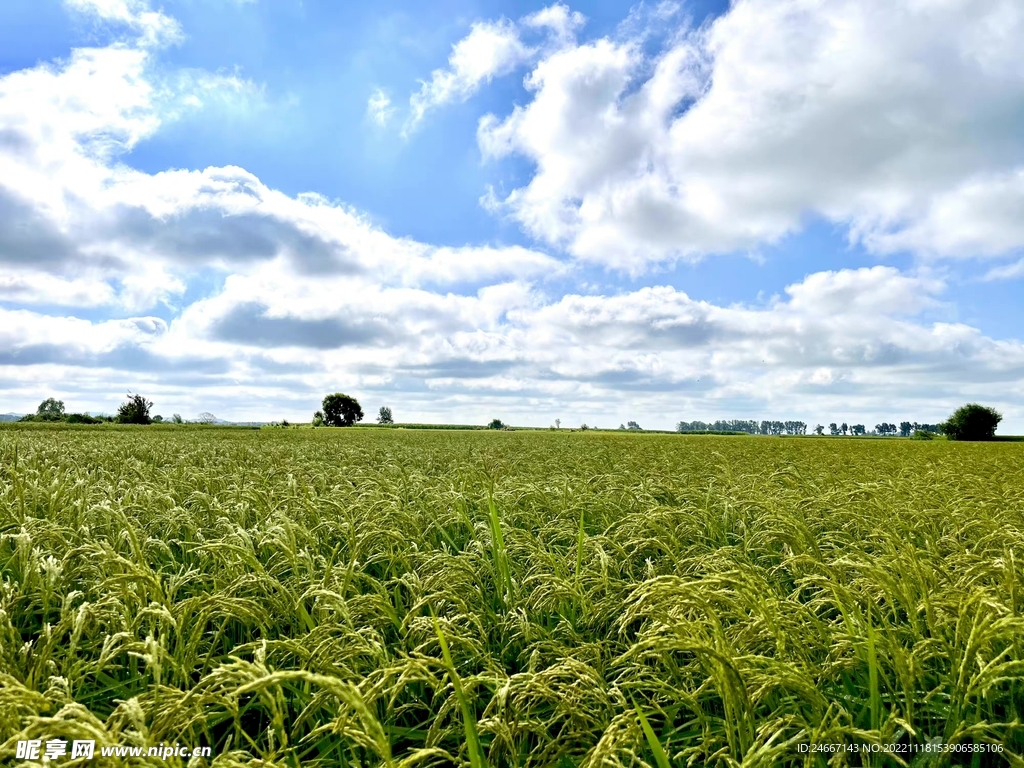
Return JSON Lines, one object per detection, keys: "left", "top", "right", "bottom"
{"left": 911, "top": 430, "right": 935, "bottom": 440}
{"left": 943, "top": 403, "right": 1002, "bottom": 441}
{"left": 117, "top": 393, "right": 153, "bottom": 425}
{"left": 66, "top": 413, "right": 101, "bottom": 424}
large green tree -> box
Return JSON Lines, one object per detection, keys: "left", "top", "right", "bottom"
{"left": 117, "top": 393, "right": 153, "bottom": 424}
{"left": 321, "top": 393, "right": 363, "bottom": 427}
{"left": 36, "top": 398, "right": 66, "bottom": 421}
{"left": 943, "top": 403, "right": 1002, "bottom": 441}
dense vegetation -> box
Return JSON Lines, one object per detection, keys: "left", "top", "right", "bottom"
{"left": 1, "top": 426, "right": 1022, "bottom": 766}
{"left": 943, "top": 404, "right": 1003, "bottom": 442}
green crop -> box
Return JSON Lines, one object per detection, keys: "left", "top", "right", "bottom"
{"left": 0, "top": 426, "right": 1022, "bottom": 766}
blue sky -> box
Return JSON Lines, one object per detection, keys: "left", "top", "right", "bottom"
{"left": 0, "top": 0, "right": 1022, "bottom": 430}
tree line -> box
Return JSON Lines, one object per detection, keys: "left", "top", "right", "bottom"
{"left": 677, "top": 405, "right": 1002, "bottom": 441}
{"left": 677, "top": 420, "right": 809, "bottom": 435}
{"left": 15, "top": 395, "right": 179, "bottom": 425}
{"left": 8, "top": 394, "right": 1005, "bottom": 442}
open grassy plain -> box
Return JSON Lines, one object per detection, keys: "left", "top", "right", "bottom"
{"left": 1, "top": 426, "right": 1023, "bottom": 766}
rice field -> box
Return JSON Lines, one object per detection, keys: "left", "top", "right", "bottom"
{"left": 1, "top": 425, "right": 1022, "bottom": 767}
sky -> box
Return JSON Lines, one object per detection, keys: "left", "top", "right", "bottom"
{"left": 0, "top": 0, "right": 1022, "bottom": 431}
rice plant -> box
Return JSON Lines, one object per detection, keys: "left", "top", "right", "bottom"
{"left": 1, "top": 425, "right": 1022, "bottom": 766}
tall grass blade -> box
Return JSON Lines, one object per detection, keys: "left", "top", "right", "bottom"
{"left": 431, "top": 608, "right": 488, "bottom": 768}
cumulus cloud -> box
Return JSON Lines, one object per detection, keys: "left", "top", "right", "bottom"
{"left": 478, "top": 0, "right": 1024, "bottom": 268}
{"left": 521, "top": 3, "right": 586, "bottom": 45}
{"left": 0, "top": 307, "right": 167, "bottom": 357}
{"left": 406, "top": 19, "right": 534, "bottom": 132}
{"left": 402, "top": 4, "right": 587, "bottom": 133}
{"left": 0, "top": 38, "right": 561, "bottom": 310}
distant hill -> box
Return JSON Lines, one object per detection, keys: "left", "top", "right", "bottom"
{"left": 0, "top": 413, "right": 25, "bottom": 422}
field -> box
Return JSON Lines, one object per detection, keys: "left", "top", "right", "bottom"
{"left": 1, "top": 426, "right": 1023, "bottom": 767}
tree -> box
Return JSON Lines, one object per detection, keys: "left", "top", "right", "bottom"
{"left": 851, "top": 424, "right": 866, "bottom": 436}
{"left": 488, "top": 418, "right": 505, "bottom": 430}
{"left": 36, "top": 398, "right": 66, "bottom": 421}
{"left": 841, "top": 422, "right": 848, "bottom": 436}
{"left": 814, "top": 424, "right": 824, "bottom": 435}
{"left": 899, "top": 421, "right": 913, "bottom": 437}
{"left": 828, "top": 423, "right": 839, "bottom": 436}
{"left": 579, "top": 423, "right": 589, "bottom": 431}
{"left": 197, "top": 412, "right": 217, "bottom": 425}
{"left": 626, "top": 421, "right": 642, "bottom": 431}
{"left": 152, "top": 415, "right": 164, "bottom": 423}
{"left": 322, "top": 394, "right": 363, "bottom": 427}
{"left": 555, "top": 419, "right": 561, "bottom": 429}
{"left": 943, "top": 403, "right": 1002, "bottom": 441}
{"left": 171, "top": 413, "right": 183, "bottom": 424}
{"left": 377, "top": 406, "right": 394, "bottom": 425}
{"left": 312, "top": 410, "right": 325, "bottom": 427}
{"left": 117, "top": 393, "right": 153, "bottom": 424}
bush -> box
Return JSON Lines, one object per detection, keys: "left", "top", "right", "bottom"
{"left": 117, "top": 393, "right": 153, "bottom": 425}
{"left": 66, "top": 413, "right": 101, "bottom": 424}
{"left": 943, "top": 403, "right": 1002, "bottom": 441}
{"left": 911, "top": 430, "right": 935, "bottom": 440}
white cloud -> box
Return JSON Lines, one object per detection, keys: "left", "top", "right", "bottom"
{"left": 0, "top": 20, "right": 565, "bottom": 314}
{"left": 0, "top": 273, "right": 115, "bottom": 307}
{"left": 64, "top": 0, "right": 183, "bottom": 47}
{"left": 983, "top": 257, "right": 1024, "bottom": 282}
{"left": 863, "top": 169, "right": 1024, "bottom": 257}
{"left": 406, "top": 18, "right": 533, "bottom": 133}
{"left": 522, "top": 3, "right": 586, "bottom": 45}
{"left": 479, "top": 0, "right": 1024, "bottom": 268}
{"left": 366, "top": 88, "right": 394, "bottom": 127}
{"left": 0, "top": 306, "right": 167, "bottom": 353}
{"left": 402, "top": 4, "right": 590, "bottom": 134}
